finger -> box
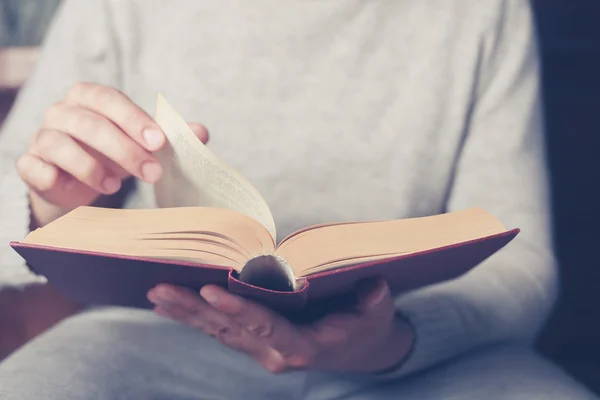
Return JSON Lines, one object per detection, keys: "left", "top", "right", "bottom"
{"left": 65, "top": 82, "right": 165, "bottom": 151}
{"left": 356, "top": 278, "right": 395, "bottom": 322}
{"left": 148, "top": 285, "right": 234, "bottom": 334}
{"left": 30, "top": 129, "right": 120, "bottom": 195}
{"left": 78, "top": 141, "right": 129, "bottom": 180}
{"left": 16, "top": 153, "right": 61, "bottom": 193}
{"left": 74, "top": 122, "right": 207, "bottom": 179}
{"left": 188, "top": 123, "right": 209, "bottom": 144}
{"left": 44, "top": 103, "right": 162, "bottom": 183}
{"left": 152, "top": 302, "right": 246, "bottom": 345}
{"left": 149, "top": 285, "right": 269, "bottom": 356}
{"left": 200, "top": 285, "right": 313, "bottom": 365}
{"left": 18, "top": 153, "right": 100, "bottom": 210}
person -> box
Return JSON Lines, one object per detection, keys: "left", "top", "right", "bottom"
{"left": 0, "top": 0, "right": 596, "bottom": 398}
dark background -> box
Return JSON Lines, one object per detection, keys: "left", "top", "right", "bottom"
{"left": 532, "top": 0, "right": 600, "bottom": 394}
{"left": 0, "top": 0, "right": 599, "bottom": 394}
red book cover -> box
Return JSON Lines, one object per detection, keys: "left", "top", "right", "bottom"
{"left": 10, "top": 228, "right": 518, "bottom": 319}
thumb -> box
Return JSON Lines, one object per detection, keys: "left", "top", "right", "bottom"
{"left": 188, "top": 123, "right": 209, "bottom": 144}
{"left": 356, "top": 278, "right": 394, "bottom": 318}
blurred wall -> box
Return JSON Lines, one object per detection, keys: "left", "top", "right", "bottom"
{"left": 532, "top": 0, "right": 600, "bottom": 394}
{"left": 0, "top": 0, "right": 61, "bottom": 47}
{"left": 0, "top": 0, "right": 61, "bottom": 126}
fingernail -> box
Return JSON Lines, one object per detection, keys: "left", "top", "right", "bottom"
{"left": 142, "top": 129, "right": 165, "bottom": 151}
{"left": 201, "top": 288, "right": 220, "bottom": 307}
{"left": 102, "top": 176, "right": 121, "bottom": 194}
{"left": 141, "top": 161, "right": 162, "bottom": 183}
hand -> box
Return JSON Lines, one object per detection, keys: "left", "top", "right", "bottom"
{"left": 147, "top": 279, "right": 415, "bottom": 374}
{"left": 16, "top": 82, "right": 209, "bottom": 227}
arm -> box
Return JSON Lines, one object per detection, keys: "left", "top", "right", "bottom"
{"left": 0, "top": 0, "right": 120, "bottom": 289}
{"left": 389, "top": 0, "right": 558, "bottom": 376}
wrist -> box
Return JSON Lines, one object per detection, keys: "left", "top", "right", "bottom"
{"left": 371, "top": 314, "right": 416, "bottom": 374}
{"left": 344, "top": 314, "right": 415, "bottom": 374}
{"left": 374, "top": 314, "right": 415, "bottom": 372}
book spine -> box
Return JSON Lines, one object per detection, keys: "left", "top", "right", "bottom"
{"left": 227, "top": 270, "right": 309, "bottom": 313}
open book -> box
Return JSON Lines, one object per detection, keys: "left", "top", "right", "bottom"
{"left": 10, "top": 95, "right": 519, "bottom": 315}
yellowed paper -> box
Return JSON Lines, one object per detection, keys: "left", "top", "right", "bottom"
{"left": 153, "top": 94, "right": 277, "bottom": 240}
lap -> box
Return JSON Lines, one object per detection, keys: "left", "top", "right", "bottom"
{"left": 0, "top": 307, "right": 596, "bottom": 400}
{"left": 317, "top": 344, "right": 597, "bottom": 400}
{"left": 0, "top": 306, "right": 305, "bottom": 399}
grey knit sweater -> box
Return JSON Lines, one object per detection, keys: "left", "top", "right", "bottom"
{"left": 0, "top": 0, "right": 557, "bottom": 378}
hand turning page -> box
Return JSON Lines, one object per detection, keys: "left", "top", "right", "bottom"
{"left": 9, "top": 94, "right": 521, "bottom": 316}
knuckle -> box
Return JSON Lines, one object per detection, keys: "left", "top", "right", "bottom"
{"left": 86, "top": 119, "right": 146, "bottom": 168}
{"left": 96, "top": 86, "right": 123, "bottom": 107}
{"left": 15, "top": 155, "right": 27, "bottom": 173}
{"left": 36, "top": 171, "right": 60, "bottom": 192}
{"left": 16, "top": 154, "right": 59, "bottom": 191}
{"left": 67, "top": 81, "right": 95, "bottom": 100}
{"left": 119, "top": 139, "right": 144, "bottom": 160}
{"left": 186, "top": 306, "right": 201, "bottom": 316}
{"left": 35, "top": 129, "right": 63, "bottom": 153}
{"left": 74, "top": 111, "right": 104, "bottom": 134}
{"left": 109, "top": 141, "right": 145, "bottom": 172}
{"left": 15, "top": 154, "right": 34, "bottom": 174}
{"left": 78, "top": 158, "right": 103, "bottom": 181}
{"left": 214, "top": 326, "right": 242, "bottom": 347}
{"left": 122, "top": 112, "right": 145, "bottom": 138}
{"left": 216, "top": 323, "right": 240, "bottom": 338}
{"left": 15, "top": 155, "right": 33, "bottom": 181}
{"left": 247, "top": 322, "right": 273, "bottom": 338}
{"left": 43, "top": 102, "right": 65, "bottom": 123}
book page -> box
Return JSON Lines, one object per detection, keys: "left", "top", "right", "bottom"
{"left": 21, "top": 206, "right": 275, "bottom": 269}
{"left": 153, "top": 94, "right": 277, "bottom": 241}
{"left": 275, "top": 207, "right": 508, "bottom": 276}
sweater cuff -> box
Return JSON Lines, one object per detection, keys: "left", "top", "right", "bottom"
{"left": 0, "top": 170, "right": 45, "bottom": 289}
{"left": 372, "top": 287, "right": 469, "bottom": 381}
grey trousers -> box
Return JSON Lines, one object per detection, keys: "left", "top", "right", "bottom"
{"left": 0, "top": 307, "right": 596, "bottom": 400}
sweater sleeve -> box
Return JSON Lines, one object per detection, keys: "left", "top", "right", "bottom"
{"left": 383, "top": 0, "right": 558, "bottom": 378}
{"left": 0, "top": 0, "right": 120, "bottom": 289}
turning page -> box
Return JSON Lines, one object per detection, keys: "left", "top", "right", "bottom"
{"left": 153, "top": 94, "right": 277, "bottom": 240}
